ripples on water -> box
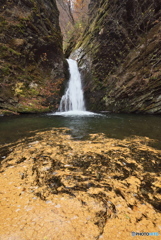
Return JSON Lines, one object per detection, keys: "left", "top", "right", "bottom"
{"left": 0, "top": 112, "right": 161, "bottom": 149}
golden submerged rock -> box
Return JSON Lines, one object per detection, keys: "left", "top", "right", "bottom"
{"left": 0, "top": 128, "right": 161, "bottom": 239}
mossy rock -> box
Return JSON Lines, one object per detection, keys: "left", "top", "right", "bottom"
{"left": 0, "top": 0, "right": 65, "bottom": 113}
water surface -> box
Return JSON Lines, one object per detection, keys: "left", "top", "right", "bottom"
{"left": 0, "top": 113, "right": 161, "bottom": 149}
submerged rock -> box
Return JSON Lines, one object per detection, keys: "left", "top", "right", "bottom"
{"left": 0, "top": 128, "right": 161, "bottom": 239}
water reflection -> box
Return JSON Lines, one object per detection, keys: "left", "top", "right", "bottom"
{"left": 0, "top": 113, "right": 161, "bottom": 149}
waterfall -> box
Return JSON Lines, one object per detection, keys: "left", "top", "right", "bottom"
{"left": 59, "top": 59, "right": 86, "bottom": 112}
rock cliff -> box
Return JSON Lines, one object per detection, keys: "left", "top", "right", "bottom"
{"left": 0, "top": 0, "right": 65, "bottom": 115}
{"left": 73, "top": 0, "right": 161, "bottom": 114}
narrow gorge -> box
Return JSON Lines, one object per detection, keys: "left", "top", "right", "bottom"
{"left": 0, "top": 0, "right": 161, "bottom": 115}
{"left": 0, "top": 1, "right": 161, "bottom": 240}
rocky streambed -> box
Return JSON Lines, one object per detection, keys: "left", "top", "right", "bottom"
{"left": 0, "top": 128, "right": 161, "bottom": 240}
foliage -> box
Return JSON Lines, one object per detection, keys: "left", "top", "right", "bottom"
{"left": 57, "top": 0, "right": 90, "bottom": 45}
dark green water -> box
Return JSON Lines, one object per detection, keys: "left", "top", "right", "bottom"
{"left": 0, "top": 113, "right": 161, "bottom": 149}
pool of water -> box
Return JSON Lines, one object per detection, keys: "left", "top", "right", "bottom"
{"left": 0, "top": 112, "right": 161, "bottom": 149}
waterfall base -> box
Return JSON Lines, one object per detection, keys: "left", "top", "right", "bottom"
{"left": 55, "top": 59, "right": 102, "bottom": 117}
{"left": 50, "top": 110, "right": 101, "bottom": 117}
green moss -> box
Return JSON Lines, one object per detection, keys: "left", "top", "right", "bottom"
{"left": 0, "top": 44, "right": 8, "bottom": 51}
{"left": 29, "top": 88, "right": 39, "bottom": 96}
{"left": 9, "top": 48, "right": 21, "bottom": 56}
{"left": 0, "top": 20, "right": 7, "bottom": 27}
{"left": 1, "top": 66, "right": 10, "bottom": 75}
{"left": 0, "top": 17, "right": 8, "bottom": 31}
{"left": 15, "top": 103, "right": 50, "bottom": 113}
{"left": 0, "top": 44, "right": 21, "bottom": 58}
{"left": 0, "top": 109, "right": 18, "bottom": 116}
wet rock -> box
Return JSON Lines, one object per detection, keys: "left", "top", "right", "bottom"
{"left": 75, "top": 0, "right": 161, "bottom": 114}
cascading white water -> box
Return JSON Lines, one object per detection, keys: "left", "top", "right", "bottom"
{"left": 59, "top": 59, "right": 86, "bottom": 112}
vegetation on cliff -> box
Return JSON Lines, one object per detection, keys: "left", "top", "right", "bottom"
{"left": 1, "top": 0, "right": 161, "bottom": 115}
{"left": 57, "top": 0, "right": 90, "bottom": 50}
{"left": 0, "top": 0, "right": 65, "bottom": 115}
{"left": 71, "top": 0, "right": 161, "bottom": 114}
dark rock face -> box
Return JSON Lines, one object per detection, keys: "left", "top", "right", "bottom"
{"left": 0, "top": 0, "right": 65, "bottom": 114}
{"left": 76, "top": 0, "right": 161, "bottom": 114}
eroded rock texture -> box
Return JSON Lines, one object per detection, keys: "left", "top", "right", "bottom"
{"left": 0, "top": 0, "right": 65, "bottom": 114}
{"left": 0, "top": 128, "right": 161, "bottom": 239}
{"left": 73, "top": 0, "right": 161, "bottom": 114}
